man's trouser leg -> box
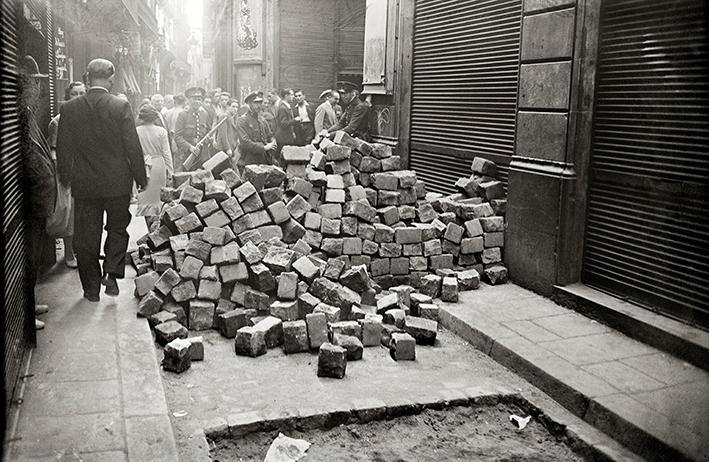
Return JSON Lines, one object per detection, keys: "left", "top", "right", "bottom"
{"left": 102, "top": 195, "right": 131, "bottom": 279}
{"left": 74, "top": 197, "right": 104, "bottom": 297}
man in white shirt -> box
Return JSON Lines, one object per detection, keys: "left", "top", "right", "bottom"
{"left": 314, "top": 89, "right": 338, "bottom": 133}
{"left": 292, "top": 89, "right": 315, "bottom": 145}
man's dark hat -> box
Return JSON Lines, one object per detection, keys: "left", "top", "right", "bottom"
{"left": 19, "top": 55, "right": 49, "bottom": 78}
{"left": 185, "top": 86, "right": 206, "bottom": 98}
{"left": 244, "top": 92, "right": 263, "bottom": 104}
{"left": 336, "top": 80, "right": 360, "bottom": 93}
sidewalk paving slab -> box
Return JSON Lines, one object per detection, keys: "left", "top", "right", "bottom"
{"left": 6, "top": 213, "right": 178, "bottom": 462}
{"left": 441, "top": 282, "right": 709, "bottom": 462}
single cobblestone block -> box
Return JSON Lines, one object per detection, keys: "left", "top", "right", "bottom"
{"left": 179, "top": 185, "right": 204, "bottom": 206}
{"left": 282, "top": 145, "right": 312, "bottom": 164}
{"left": 390, "top": 257, "right": 410, "bottom": 275}
{"left": 147, "top": 225, "right": 172, "bottom": 250}
{"left": 339, "top": 265, "right": 371, "bottom": 292}
{"left": 210, "top": 242, "right": 241, "bottom": 266}
{"left": 472, "top": 203, "right": 495, "bottom": 219}
{"left": 320, "top": 217, "right": 341, "bottom": 235}
{"left": 239, "top": 241, "right": 262, "bottom": 265}
{"left": 394, "top": 227, "right": 422, "bottom": 244}
{"left": 155, "top": 320, "right": 188, "bottom": 346}
{"left": 415, "top": 203, "right": 437, "bottom": 224}
{"left": 219, "top": 262, "right": 249, "bottom": 284}
{"left": 277, "top": 271, "right": 298, "bottom": 300}
{"left": 195, "top": 199, "right": 220, "bottom": 220}
{"left": 162, "top": 338, "right": 192, "bottom": 373}
{"left": 138, "top": 290, "right": 164, "bottom": 318}
{"left": 371, "top": 143, "right": 392, "bottom": 159}
{"left": 163, "top": 302, "right": 187, "bottom": 327}
{"left": 148, "top": 310, "right": 177, "bottom": 329}
{"left": 220, "top": 308, "right": 247, "bottom": 338}
{"left": 479, "top": 216, "right": 504, "bottom": 233}
{"left": 404, "top": 315, "right": 437, "bottom": 345}
{"left": 379, "top": 242, "right": 402, "bottom": 258}
{"left": 460, "top": 237, "right": 484, "bottom": 255}
{"left": 317, "top": 343, "right": 347, "bottom": 379}
{"left": 358, "top": 318, "right": 382, "bottom": 347}
{"left": 186, "top": 336, "right": 204, "bottom": 361}
{"left": 479, "top": 180, "right": 504, "bottom": 201}
{"left": 197, "top": 279, "right": 221, "bottom": 301}
{"left": 398, "top": 205, "right": 416, "bottom": 221}
{"left": 463, "top": 218, "right": 484, "bottom": 238}
{"left": 179, "top": 255, "right": 204, "bottom": 280}
{"left": 169, "top": 234, "right": 189, "bottom": 253}
{"left": 220, "top": 197, "right": 244, "bottom": 222}
{"left": 318, "top": 203, "right": 342, "bottom": 219}
{"left": 343, "top": 201, "right": 377, "bottom": 222}
{"left": 419, "top": 303, "right": 440, "bottom": 322}
{"left": 376, "top": 293, "right": 399, "bottom": 315}
{"left": 373, "top": 224, "right": 395, "bottom": 243}
{"left": 471, "top": 157, "right": 497, "bottom": 177}
{"left": 248, "top": 210, "right": 272, "bottom": 228}
{"left": 430, "top": 254, "right": 454, "bottom": 270}
{"left": 188, "top": 300, "right": 215, "bottom": 331}
{"left": 442, "top": 240, "right": 460, "bottom": 257}
{"left": 234, "top": 326, "right": 267, "bottom": 357}
{"left": 175, "top": 213, "right": 203, "bottom": 235}
{"left": 419, "top": 274, "right": 442, "bottom": 299}
{"left": 340, "top": 216, "right": 358, "bottom": 237}
{"left": 342, "top": 237, "right": 363, "bottom": 255}
{"left": 287, "top": 177, "right": 313, "bottom": 198}
{"left": 249, "top": 263, "right": 276, "bottom": 292}
{"left": 270, "top": 300, "right": 299, "bottom": 321}
{"left": 441, "top": 276, "right": 459, "bottom": 302}
{"left": 389, "top": 332, "right": 416, "bottom": 361}
{"left": 205, "top": 179, "right": 231, "bottom": 202}
{"left": 219, "top": 168, "right": 241, "bottom": 188}
{"left": 261, "top": 186, "right": 285, "bottom": 206}
{"left": 482, "top": 247, "right": 502, "bottom": 265}
{"left": 305, "top": 312, "right": 329, "bottom": 350}
{"left": 205, "top": 210, "right": 233, "bottom": 229}
{"left": 484, "top": 232, "right": 505, "bottom": 248}
{"left": 377, "top": 190, "right": 400, "bottom": 207}
{"left": 202, "top": 226, "right": 228, "bottom": 246}
{"left": 186, "top": 239, "right": 212, "bottom": 263}
{"left": 389, "top": 285, "right": 414, "bottom": 308}
{"left": 332, "top": 334, "right": 363, "bottom": 361}
{"left": 321, "top": 238, "right": 344, "bottom": 256}
{"left": 253, "top": 316, "right": 284, "bottom": 348}
{"left": 285, "top": 194, "right": 311, "bottom": 220}
{"left": 444, "top": 223, "right": 465, "bottom": 244}
{"left": 134, "top": 270, "right": 160, "bottom": 298}
{"left": 290, "top": 256, "right": 318, "bottom": 283}
{"left": 484, "top": 264, "right": 508, "bottom": 285}
{"left": 347, "top": 185, "right": 368, "bottom": 202}
{"left": 313, "top": 303, "right": 341, "bottom": 323}
{"left": 299, "top": 293, "right": 321, "bottom": 318}
{"left": 457, "top": 269, "right": 480, "bottom": 290}
{"left": 171, "top": 281, "right": 197, "bottom": 303}
{"left": 325, "top": 188, "right": 346, "bottom": 203}
{"left": 282, "top": 320, "right": 309, "bottom": 354}
{"left": 329, "top": 320, "right": 362, "bottom": 340}
{"left": 265, "top": 201, "right": 290, "bottom": 225}
{"left": 370, "top": 258, "right": 390, "bottom": 277}
{"left": 420, "top": 239, "right": 441, "bottom": 257}
{"left": 383, "top": 309, "right": 406, "bottom": 329}
{"left": 303, "top": 212, "right": 322, "bottom": 231}
{"left": 326, "top": 174, "right": 345, "bottom": 189}
{"left": 359, "top": 156, "right": 381, "bottom": 173}
{"left": 263, "top": 247, "right": 296, "bottom": 274}
{"left": 326, "top": 144, "right": 351, "bottom": 162}
{"left": 231, "top": 214, "right": 254, "bottom": 235}
{"left": 234, "top": 181, "right": 257, "bottom": 203}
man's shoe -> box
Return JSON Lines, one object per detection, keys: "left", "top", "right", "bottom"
{"left": 84, "top": 292, "right": 100, "bottom": 302}
{"left": 102, "top": 274, "right": 119, "bottom": 296}
{"left": 35, "top": 304, "right": 49, "bottom": 315}
{"left": 35, "top": 319, "right": 45, "bottom": 330}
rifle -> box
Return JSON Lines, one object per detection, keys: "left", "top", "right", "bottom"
{"left": 182, "top": 114, "right": 233, "bottom": 171}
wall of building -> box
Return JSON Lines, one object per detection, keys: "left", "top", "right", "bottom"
{"left": 505, "top": 0, "right": 600, "bottom": 296}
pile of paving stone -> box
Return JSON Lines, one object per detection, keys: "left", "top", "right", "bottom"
{"left": 129, "top": 130, "right": 508, "bottom": 375}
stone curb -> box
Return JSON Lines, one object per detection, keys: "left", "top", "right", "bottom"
{"left": 202, "top": 390, "right": 636, "bottom": 462}
{"left": 439, "top": 306, "right": 693, "bottom": 462}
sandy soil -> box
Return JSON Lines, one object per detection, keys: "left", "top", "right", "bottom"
{"left": 210, "top": 402, "right": 585, "bottom": 462}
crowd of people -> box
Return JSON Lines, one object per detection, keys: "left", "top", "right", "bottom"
{"left": 20, "top": 55, "right": 373, "bottom": 330}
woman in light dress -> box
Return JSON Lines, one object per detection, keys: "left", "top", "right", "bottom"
{"left": 135, "top": 104, "right": 173, "bottom": 229}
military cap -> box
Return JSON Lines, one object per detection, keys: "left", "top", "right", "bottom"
{"left": 185, "top": 86, "right": 206, "bottom": 98}
{"left": 336, "top": 80, "right": 360, "bottom": 93}
{"left": 319, "top": 89, "right": 334, "bottom": 100}
{"left": 244, "top": 92, "right": 263, "bottom": 104}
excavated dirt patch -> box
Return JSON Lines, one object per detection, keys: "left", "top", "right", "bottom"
{"left": 209, "top": 402, "right": 585, "bottom": 461}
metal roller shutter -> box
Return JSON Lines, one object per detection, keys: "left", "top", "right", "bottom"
{"left": 583, "top": 0, "right": 709, "bottom": 328}
{"left": 410, "top": 0, "right": 521, "bottom": 193}
{"left": 2, "top": 0, "right": 32, "bottom": 418}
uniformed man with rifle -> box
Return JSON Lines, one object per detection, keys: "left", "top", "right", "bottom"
{"left": 174, "top": 86, "right": 213, "bottom": 171}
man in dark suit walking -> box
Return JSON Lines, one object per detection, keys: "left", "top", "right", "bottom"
{"left": 274, "top": 88, "right": 297, "bottom": 164}
{"left": 56, "top": 58, "right": 147, "bottom": 301}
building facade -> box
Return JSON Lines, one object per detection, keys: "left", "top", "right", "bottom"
{"left": 381, "top": 0, "right": 709, "bottom": 329}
